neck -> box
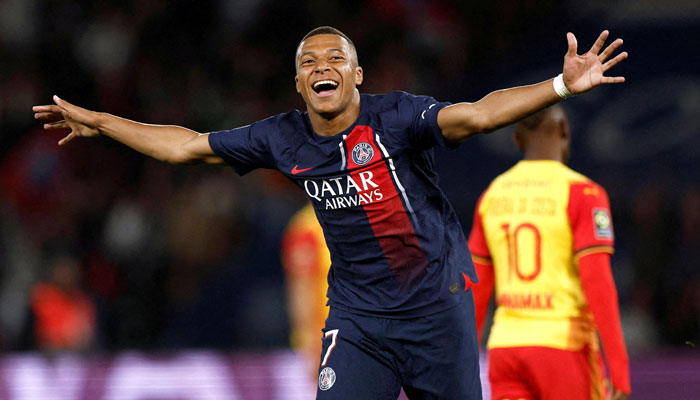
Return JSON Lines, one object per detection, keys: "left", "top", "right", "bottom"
{"left": 523, "top": 147, "right": 563, "bottom": 163}
{"left": 308, "top": 91, "right": 361, "bottom": 136}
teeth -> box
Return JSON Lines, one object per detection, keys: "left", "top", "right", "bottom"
{"left": 313, "top": 80, "right": 339, "bottom": 89}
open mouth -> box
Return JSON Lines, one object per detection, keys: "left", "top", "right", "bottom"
{"left": 312, "top": 80, "right": 339, "bottom": 97}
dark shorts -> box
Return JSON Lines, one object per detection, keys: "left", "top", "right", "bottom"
{"left": 315, "top": 291, "right": 482, "bottom": 399}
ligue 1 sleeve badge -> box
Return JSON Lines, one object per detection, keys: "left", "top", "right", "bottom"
{"left": 318, "top": 366, "right": 336, "bottom": 391}
{"left": 593, "top": 208, "right": 613, "bottom": 239}
{"left": 351, "top": 142, "right": 374, "bottom": 166}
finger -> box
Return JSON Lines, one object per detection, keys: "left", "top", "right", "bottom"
{"left": 566, "top": 32, "right": 578, "bottom": 56}
{"left": 598, "top": 38, "right": 623, "bottom": 62}
{"left": 34, "top": 111, "right": 63, "bottom": 120}
{"left": 44, "top": 120, "right": 68, "bottom": 130}
{"left": 52, "top": 95, "right": 82, "bottom": 122}
{"left": 53, "top": 95, "right": 75, "bottom": 110}
{"left": 602, "top": 51, "right": 628, "bottom": 72}
{"left": 588, "top": 30, "right": 610, "bottom": 54}
{"left": 601, "top": 75, "right": 625, "bottom": 84}
{"left": 58, "top": 132, "right": 75, "bottom": 146}
{"left": 32, "top": 105, "right": 63, "bottom": 113}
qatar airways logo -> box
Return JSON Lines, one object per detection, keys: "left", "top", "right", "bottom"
{"left": 304, "top": 171, "right": 384, "bottom": 210}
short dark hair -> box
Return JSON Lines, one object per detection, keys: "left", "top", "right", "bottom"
{"left": 300, "top": 26, "right": 355, "bottom": 49}
{"left": 296, "top": 26, "right": 359, "bottom": 68}
{"left": 517, "top": 104, "right": 564, "bottom": 132}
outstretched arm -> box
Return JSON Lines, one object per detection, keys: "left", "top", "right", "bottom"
{"left": 33, "top": 96, "right": 223, "bottom": 165}
{"left": 439, "top": 30, "right": 627, "bottom": 142}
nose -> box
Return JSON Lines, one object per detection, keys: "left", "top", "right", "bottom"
{"left": 314, "top": 58, "right": 331, "bottom": 73}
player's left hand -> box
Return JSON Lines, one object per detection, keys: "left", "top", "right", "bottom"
{"left": 562, "top": 30, "right": 627, "bottom": 95}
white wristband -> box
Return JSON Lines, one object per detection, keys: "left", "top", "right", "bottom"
{"left": 553, "top": 73, "right": 574, "bottom": 99}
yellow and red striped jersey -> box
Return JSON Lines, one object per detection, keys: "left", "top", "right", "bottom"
{"left": 469, "top": 160, "right": 614, "bottom": 350}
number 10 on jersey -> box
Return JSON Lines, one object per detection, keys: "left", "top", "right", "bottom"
{"left": 500, "top": 223, "right": 542, "bottom": 282}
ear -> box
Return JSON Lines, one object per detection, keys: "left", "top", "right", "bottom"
{"left": 513, "top": 131, "right": 524, "bottom": 152}
{"left": 295, "top": 75, "right": 301, "bottom": 94}
{"left": 559, "top": 118, "right": 570, "bottom": 140}
{"left": 355, "top": 66, "right": 363, "bottom": 86}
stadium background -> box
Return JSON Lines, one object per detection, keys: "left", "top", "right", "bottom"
{"left": 0, "top": 0, "right": 698, "bottom": 398}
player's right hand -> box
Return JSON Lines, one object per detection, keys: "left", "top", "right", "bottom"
{"left": 561, "top": 30, "right": 627, "bottom": 95}
{"left": 33, "top": 95, "right": 101, "bottom": 145}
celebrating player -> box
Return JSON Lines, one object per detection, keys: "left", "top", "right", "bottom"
{"left": 468, "top": 105, "right": 630, "bottom": 400}
{"left": 34, "top": 26, "right": 626, "bottom": 399}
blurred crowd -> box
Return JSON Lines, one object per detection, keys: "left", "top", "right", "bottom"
{"left": 0, "top": 0, "right": 697, "bottom": 354}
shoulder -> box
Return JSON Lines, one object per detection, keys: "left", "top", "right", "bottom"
{"left": 212, "top": 109, "right": 305, "bottom": 137}
{"left": 564, "top": 167, "right": 608, "bottom": 199}
{"left": 566, "top": 170, "right": 611, "bottom": 222}
{"left": 475, "top": 188, "right": 491, "bottom": 214}
{"left": 361, "top": 91, "right": 434, "bottom": 112}
{"left": 476, "top": 175, "right": 503, "bottom": 213}
{"left": 560, "top": 164, "right": 592, "bottom": 184}
{"left": 242, "top": 110, "right": 307, "bottom": 147}
{"left": 256, "top": 109, "right": 306, "bottom": 131}
{"left": 485, "top": 164, "right": 520, "bottom": 191}
{"left": 363, "top": 91, "right": 447, "bottom": 133}
{"left": 360, "top": 91, "right": 403, "bottom": 112}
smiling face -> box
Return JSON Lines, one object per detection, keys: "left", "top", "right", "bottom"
{"left": 295, "top": 34, "right": 363, "bottom": 120}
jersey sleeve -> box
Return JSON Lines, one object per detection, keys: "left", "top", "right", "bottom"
{"left": 472, "top": 261, "right": 494, "bottom": 346}
{"left": 395, "top": 91, "right": 453, "bottom": 150}
{"left": 567, "top": 181, "right": 615, "bottom": 258}
{"left": 468, "top": 193, "right": 494, "bottom": 346}
{"left": 208, "top": 116, "right": 278, "bottom": 175}
{"left": 578, "top": 252, "right": 631, "bottom": 394}
{"left": 468, "top": 194, "right": 492, "bottom": 264}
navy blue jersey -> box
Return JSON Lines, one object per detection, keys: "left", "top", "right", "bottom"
{"left": 209, "top": 91, "right": 477, "bottom": 318}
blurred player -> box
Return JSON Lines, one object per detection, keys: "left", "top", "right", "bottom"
{"left": 30, "top": 254, "right": 96, "bottom": 352}
{"left": 281, "top": 203, "right": 331, "bottom": 379}
{"left": 468, "top": 105, "right": 630, "bottom": 400}
{"left": 34, "top": 26, "right": 626, "bottom": 399}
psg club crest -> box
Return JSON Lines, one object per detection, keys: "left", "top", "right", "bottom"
{"left": 318, "top": 367, "right": 336, "bottom": 391}
{"left": 351, "top": 142, "right": 374, "bottom": 166}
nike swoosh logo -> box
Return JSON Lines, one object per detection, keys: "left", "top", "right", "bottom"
{"left": 291, "top": 164, "right": 313, "bottom": 174}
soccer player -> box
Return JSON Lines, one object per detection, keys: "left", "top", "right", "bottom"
{"left": 468, "top": 105, "right": 630, "bottom": 400}
{"left": 281, "top": 203, "right": 332, "bottom": 380}
{"left": 33, "top": 26, "right": 626, "bottom": 399}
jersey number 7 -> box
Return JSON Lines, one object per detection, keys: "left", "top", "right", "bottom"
{"left": 321, "top": 329, "right": 339, "bottom": 367}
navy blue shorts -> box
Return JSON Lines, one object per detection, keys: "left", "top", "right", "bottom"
{"left": 315, "top": 291, "right": 482, "bottom": 399}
